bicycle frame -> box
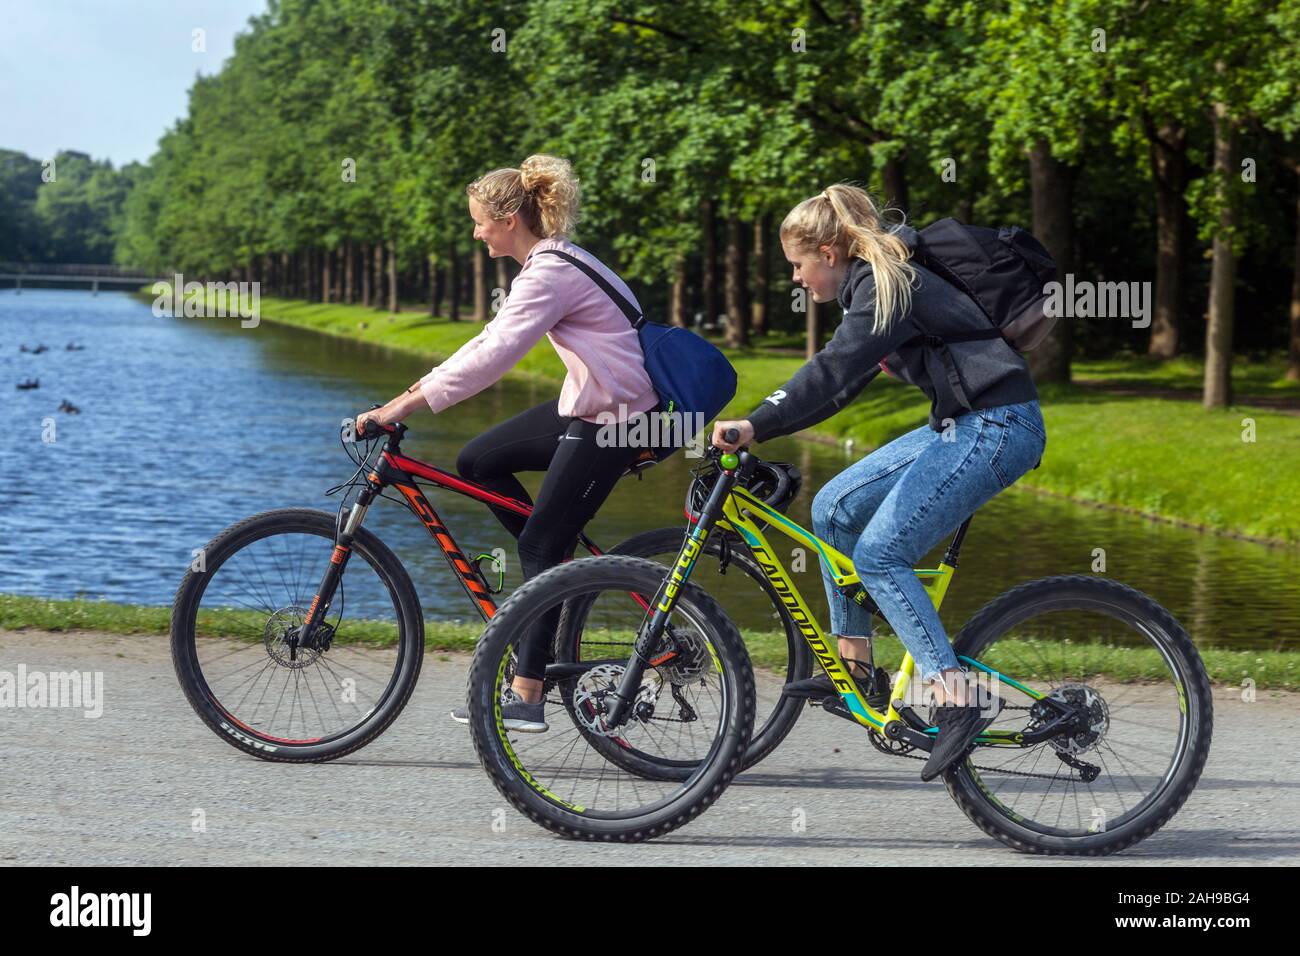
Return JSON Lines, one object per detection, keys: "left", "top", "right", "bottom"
{"left": 628, "top": 452, "right": 1044, "bottom": 749}
{"left": 297, "top": 426, "right": 656, "bottom": 647}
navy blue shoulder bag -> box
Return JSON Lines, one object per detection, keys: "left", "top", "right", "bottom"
{"left": 536, "top": 248, "right": 737, "bottom": 459}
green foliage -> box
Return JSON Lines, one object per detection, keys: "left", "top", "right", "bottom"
{"left": 0, "top": 149, "right": 133, "bottom": 263}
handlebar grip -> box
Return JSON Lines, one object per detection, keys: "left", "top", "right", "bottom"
{"left": 723, "top": 427, "right": 740, "bottom": 444}
{"left": 352, "top": 418, "right": 397, "bottom": 442}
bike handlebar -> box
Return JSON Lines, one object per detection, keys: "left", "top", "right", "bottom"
{"left": 345, "top": 412, "right": 407, "bottom": 444}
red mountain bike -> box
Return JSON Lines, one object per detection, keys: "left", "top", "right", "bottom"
{"left": 171, "top": 419, "right": 808, "bottom": 763}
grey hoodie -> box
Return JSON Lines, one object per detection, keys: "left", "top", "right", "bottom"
{"left": 745, "top": 225, "right": 1038, "bottom": 441}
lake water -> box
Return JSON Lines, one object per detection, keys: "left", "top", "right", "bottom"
{"left": 1, "top": 289, "right": 1295, "bottom": 650}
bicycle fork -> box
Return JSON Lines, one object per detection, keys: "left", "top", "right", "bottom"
{"left": 294, "top": 491, "right": 374, "bottom": 656}
{"left": 602, "top": 458, "right": 743, "bottom": 727}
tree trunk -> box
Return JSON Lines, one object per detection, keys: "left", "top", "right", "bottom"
{"left": 806, "top": 297, "right": 821, "bottom": 360}
{"left": 1148, "top": 121, "right": 1187, "bottom": 359}
{"left": 495, "top": 255, "right": 509, "bottom": 300}
{"left": 360, "top": 243, "right": 371, "bottom": 306}
{"left": 279, "top": 251, "right": 289, "bottom": 297}
{"left": 448, "top": 242, "right": 461, "bottom": 321}
{"left": 1027, "top": 139, "right": 1074, "bottom": 384}
{"left": 1203, "top": 97, "right": 1236, "bottom": 408}
{"left": 344, "top": 240, "right": 354, "bottom": 304}
{"left": 373, "top": 242, "right": 384, "bottom": 310}
{"left": 387, "top": 240, "right": 399, "bottom": 313}
{"left": 702, "top": 200, "right": 718, "bottom": 328}
{"left": 724, "top": 215, "right": 748, "bottom": 347}
{"left": 880, "top": 154, "right": 909, "bottom": 212}
{"left": 473, "top": 245, "right": 488, "bottom": 320}
{"left": 670, "top": 256, "right": 687, "bottom": 328}
{"left": 1290, "top": 175, "right": 1300, "bottom": 382}
{"left": 322, "top": 248, "right": 331, "bottom": 304}
{"left": 751, "top": 215, "right": 770, "bottom": 337}
{"left": 430, "top": 255, "right": 439, "bottom": 317}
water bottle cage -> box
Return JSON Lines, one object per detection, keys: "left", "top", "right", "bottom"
{"left": 473, "top": 554, "right": 505, "bottom": 594}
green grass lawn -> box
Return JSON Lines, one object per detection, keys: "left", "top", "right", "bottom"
{"left": 1072, "top": 353, "right": 1300, "bottom": 397}
{"left": 176, "top": 290, "right": 1300, "bottom": 543}
{"left": 3, "top": 593, "right": 1294, "bottom": 690}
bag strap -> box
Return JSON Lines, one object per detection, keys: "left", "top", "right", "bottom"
{"left": 535, "top": 248, "right": 644, "bottom": 330}
{"left": 897, "top": 314, "right": 1002, "bottom": 411}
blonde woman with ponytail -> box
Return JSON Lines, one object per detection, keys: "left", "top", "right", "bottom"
{"left": 712, "top": 183, "right": 1046, "bottom": 781}
{"left": 357, "top": 155, "right": 668, "bottom": 732}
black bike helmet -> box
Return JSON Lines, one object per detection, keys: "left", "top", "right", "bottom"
{"left": 685, "top": 459, "right": 803, "bottom": 527}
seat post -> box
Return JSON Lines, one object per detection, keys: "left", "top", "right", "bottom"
{"left": 942, "top": 516, "right": 973, "bottom": 567}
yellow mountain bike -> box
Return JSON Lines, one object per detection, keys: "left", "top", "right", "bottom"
{"left": 467, "top": 436, "right": 1213, "bottom": 851}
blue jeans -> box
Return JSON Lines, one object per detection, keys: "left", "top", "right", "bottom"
{"left": 810, "top": 400, "right": 1047, "bottom": 682}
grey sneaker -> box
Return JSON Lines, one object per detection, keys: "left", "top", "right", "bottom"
{"left": 449, "top": 690, "right": 548, "bottom": 733}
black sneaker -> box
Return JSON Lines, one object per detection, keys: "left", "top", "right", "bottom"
{"left": 782, "top": 661, "right": 892, "bottom": 710}
{"left": 920, "top": 694, "right": 1004, "bottom": 781}
{"left": 448, "top": 690, "right": 549, "bottom": 733}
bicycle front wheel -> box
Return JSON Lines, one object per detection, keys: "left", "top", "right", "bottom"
{"left": 943, "top": 575, "right": 1213, "bottom": 855}
{"left": 467, "top": 555, "right": 755, "bottom": 841}
{"left": 171, "top": 508, "right": 425, "bottom": 762}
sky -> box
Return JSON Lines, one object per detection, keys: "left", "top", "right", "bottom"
{"left": 0, "top": 0, "right": 269, "bottom": 168}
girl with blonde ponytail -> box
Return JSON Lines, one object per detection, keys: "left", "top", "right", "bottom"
{"left": 356, "top": 154, "right": 671, "bottom": 732}
{"left": 713, "top": 182, "right": 1047, "bottom": 782}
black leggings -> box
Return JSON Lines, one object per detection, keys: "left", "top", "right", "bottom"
{"left": 457, "top": 398, "right": 655, "bottom": 680}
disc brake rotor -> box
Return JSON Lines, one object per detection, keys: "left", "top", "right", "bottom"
{"left": 264, "top": 606, "right": 322, "bottom": 668}
{"left": 571, "top": 663, "right": 659, "bottom": 737}
{"left": 655, "top": 628, "right": 711, "bottom": 685}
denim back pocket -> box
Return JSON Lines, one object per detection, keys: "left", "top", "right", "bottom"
{"left": 984, "top": 403, "right": 1045, "bottom": 488}
{"left": 1007, "top": 402, "right": 1047, "bottom": 447}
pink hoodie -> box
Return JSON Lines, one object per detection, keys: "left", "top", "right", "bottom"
{"left": 418, "top": 237, "right": 660, "bottom": 423}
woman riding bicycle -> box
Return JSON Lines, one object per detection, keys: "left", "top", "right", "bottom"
{"left": 712, "top": 183, "right": 1047, "bottom": 782}
{"left": 356, "top": 154, "right": 670, "bottom": 732}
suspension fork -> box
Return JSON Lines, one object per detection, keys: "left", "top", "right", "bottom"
{"left": 299, "top": 487, "right": 374, "bottom": 646}
{"left": 603, "top": 456, "right": 746, "bottom": 727}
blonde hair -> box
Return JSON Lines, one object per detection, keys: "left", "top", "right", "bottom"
{"left": 780, "top": 183, "right": 917, "bottom": 333}
{"left": 467, "top": 154, "right": 581, "bottom": 239}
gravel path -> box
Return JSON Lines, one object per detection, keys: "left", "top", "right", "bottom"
{"left": 2, "top": 629, "right": 1296, "bottom": 865}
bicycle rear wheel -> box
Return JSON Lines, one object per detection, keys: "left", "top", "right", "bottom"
{"left": 942, "top": 575, "right": 1212, "bottom": 855}
{"left": 171, "top": 508, "right": 425, "bottom": 761}
{"left": 467, "top": 555, "right": 754, "bottom": 841}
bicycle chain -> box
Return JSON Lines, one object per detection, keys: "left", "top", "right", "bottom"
{"left": 555, "top": 662, "right": 1085, "bottom": 780}
{"left": 873, "top": 703, "right": 1091, "bottom": 781}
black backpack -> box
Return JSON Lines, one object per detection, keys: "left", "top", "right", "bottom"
{"left": 885, "top": 218, "right": 1059, "bottom": 409}
{"left": 911, "top": 218, "right": 1059, "bottom": 351}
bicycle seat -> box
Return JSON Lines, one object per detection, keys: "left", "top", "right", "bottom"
{"left": 620, "top": 448, "right": 660, "bottom": 480}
